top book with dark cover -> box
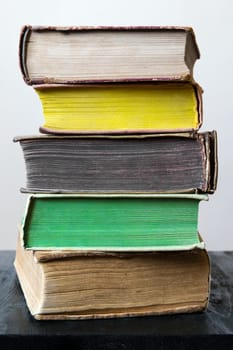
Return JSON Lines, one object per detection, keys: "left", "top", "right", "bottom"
{"left": 20, "top": 25, "right": 200, "bottom": 85}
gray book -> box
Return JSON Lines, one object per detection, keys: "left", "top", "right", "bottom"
{"left": 14, "top": 132, "right": 217, "bottom": 194}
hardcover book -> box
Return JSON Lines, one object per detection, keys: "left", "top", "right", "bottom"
{"left": 20, "top": 25, "right": 200, "bottom": 85}
{"left": 20, "top": 194, "right": 207, "bottom": 251}
{"left": 14, "top": 238, "right": 210, "bottom": 320}
{"left": 33, "top": 82, "right": 202, "bottom": 134}
{"left": 15, "top": 131, "right": 217, "bottom": 194}
{"left": 15, "top": 24, "right": 216, "bottom": 320}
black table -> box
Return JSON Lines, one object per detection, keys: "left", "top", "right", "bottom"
{"left": 0, "top": 251, "right": 233, "bottom": 349}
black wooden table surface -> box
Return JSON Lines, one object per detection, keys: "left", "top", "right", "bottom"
{"left": 0, "top": 251, "right": 233, "bottom": 349}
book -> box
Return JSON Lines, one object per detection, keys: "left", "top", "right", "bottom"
{"left": 15, "top": 131, "right": 217, "bottom": 194}
{"left": 14, "top": 238, "right": 210, "bottom": 320}
{"left": 15, "top": 24, "right": 215, "bottom": 321}
{"left": 20, "top": 25, "right": 200, "bottom": 85}
{"left": 32, "top": 82, "right": 202, "bottom": 134}
{"left": 20, "top": 194, "right": 207, "bottom": 251}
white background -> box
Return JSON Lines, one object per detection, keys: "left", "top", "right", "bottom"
{"left": 0, "top": 0, "right": 232, "bottom": 250}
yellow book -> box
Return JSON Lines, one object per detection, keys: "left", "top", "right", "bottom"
{"left": 36, "top": 83, "right": 202, "bottom": 134}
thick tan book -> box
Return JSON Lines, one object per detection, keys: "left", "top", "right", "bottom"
{"left": 14, "top": 237, "right": 210, "bottom": 320}
{"left": 20, "top": 25, "right": 200, "bottom": 85}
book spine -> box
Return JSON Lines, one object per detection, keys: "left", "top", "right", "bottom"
{"left": 207, "top": 130, "right": 218, "bottom": 193}
{"left": 19, "top": 25, "right": 31, "bottom": 85}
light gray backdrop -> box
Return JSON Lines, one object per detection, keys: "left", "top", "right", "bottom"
{"left": 0, "top": 0, "right": 231, "bottom": 249}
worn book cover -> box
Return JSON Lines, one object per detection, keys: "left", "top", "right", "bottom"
{"left": 14, "top": 236, "right": 210, "bottom": 320}
{"left": 15, "top": 131, "right": 217, "bottom": 194}
{"left": 20, "top": 193, "right": 207, "bottom": 251}
{"left": 31, "top": 82, "right": 203, "bottom": 134}
{"left": 20, "top": 25, "right": 200, "bottom": 85}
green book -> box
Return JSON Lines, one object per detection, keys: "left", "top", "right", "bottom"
{"left": 21, "top": 194, "right": 207, "bottom": 251}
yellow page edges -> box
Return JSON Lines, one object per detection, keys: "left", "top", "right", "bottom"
{"left": 36, "top": 83, "right": 200, "bottom": 133}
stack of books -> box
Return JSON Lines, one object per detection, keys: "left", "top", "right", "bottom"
{"left": 14, "top": 25, "right": 218, "bottom": 320}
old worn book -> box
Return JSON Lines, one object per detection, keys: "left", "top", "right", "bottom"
{"left": 20, "top": 194, "right": 207, "bottom": 251}
{"left": 31, "top": 82, "right": 202, "bottom": 134}
{"left": 14, "top": 238, "right": 210, "bottom": 320}
{"left": 15, "top": 132, "right": 217, "bottom": 194}
{"left": 20, "top": 25, "right": 200, "bottom": 85}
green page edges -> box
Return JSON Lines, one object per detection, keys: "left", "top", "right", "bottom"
{"left": 22, "top": 194, "right": 207, "bottom": 251}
